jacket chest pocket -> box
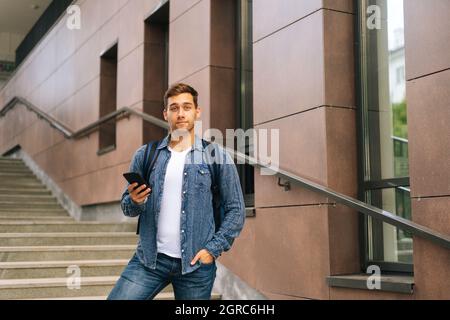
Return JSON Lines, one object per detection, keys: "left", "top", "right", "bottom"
{"left": 195, "top": 166, "right": 212, "bottom": 190}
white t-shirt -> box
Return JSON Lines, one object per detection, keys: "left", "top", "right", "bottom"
{"left": 156, "top": 146, "right": 191, "bottom": 258}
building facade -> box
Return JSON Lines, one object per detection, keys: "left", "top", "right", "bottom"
{"left": 0, "top": 0, "right": 448, "bottom": 299}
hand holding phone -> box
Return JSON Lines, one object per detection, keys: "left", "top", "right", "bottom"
{"left": 123, "top": 172, "right": 151, "bottom": 204}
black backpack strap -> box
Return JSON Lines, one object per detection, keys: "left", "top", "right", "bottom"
{"left": 142, "top": 143, "right": 151, "bottom": 180}
{"left": 136, "top": 140, "right": 162, "bottom": 235}
{"left": 202, "top": 140, "right": 221, "bottom": 231}
{"left": 201, "top": 140, "right": 219, "bottom": 188}
{"left": 143, "top": 141, "right": 160, "bottom": 186}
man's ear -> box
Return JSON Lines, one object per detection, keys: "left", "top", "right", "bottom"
{"left": 195, "top": 106, "right": 201, "bottom": 120}
{"left": 163, "top": 108, "right": 168, "bottom": 121}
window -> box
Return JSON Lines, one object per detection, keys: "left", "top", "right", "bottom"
{"left": 357, "top": 0, "right": 412, "bottom": 273}
{"left": 98, "top": 43, "right": 118, "bottom": 155}
{"left": 396, "top": 66, "right": 405, "bottom": 84}
{"left": 143, "top": 1, "right": 170, "bottom": 143}
{"left": 236, "top": 0, "right": 254, "bottom": 211}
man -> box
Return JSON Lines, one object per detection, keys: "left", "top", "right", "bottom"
{"left": 108, "top": 83, "right": 246, "bottom": 300}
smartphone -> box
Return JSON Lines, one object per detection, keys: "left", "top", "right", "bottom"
{"left": 123, "top": 172, "right": 147, "bottom": 190}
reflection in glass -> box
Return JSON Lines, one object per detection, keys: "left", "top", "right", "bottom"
{"left": 367, "top": 187, "right": 412, "bottom": 263}
{"left": 364, "top": 0, "right": 408, "bottom": 181}
{"left": 237, "top": 0, "right": 254, "bottom": 205}
{"left": 360, "top": 0, "right": 412, "bottom": 269}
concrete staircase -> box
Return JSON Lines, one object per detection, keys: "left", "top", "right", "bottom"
{"left": 0, "top": 157, "right": 220, "bottom": 300}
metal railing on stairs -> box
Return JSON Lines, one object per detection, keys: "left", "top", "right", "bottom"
{"left": 0, "top": 97, "right": 169, "bottom": 139}
{"left": 1, "top": 96, "right": 449, "bottom": 250}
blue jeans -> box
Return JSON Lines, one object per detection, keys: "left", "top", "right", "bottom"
{"left": 107, "top": 252, "right": 217, "bottom": 300}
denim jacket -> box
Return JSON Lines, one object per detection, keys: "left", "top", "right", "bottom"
{"left": 121, "top": 134, "right": 246, "bottom": 274}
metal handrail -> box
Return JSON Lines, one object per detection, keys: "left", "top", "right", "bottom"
{"left": 226, "top": 149, "right": 449, "bottom": 249}
{"left": 0, "top": 96, "right": 169, "bottom": 139}
{"left": 1, "top": 96, "right": 449, "bottom": 250}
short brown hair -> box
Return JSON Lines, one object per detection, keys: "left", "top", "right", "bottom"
{"left": 164, "top": 83, "right": 198, "bottom": 109}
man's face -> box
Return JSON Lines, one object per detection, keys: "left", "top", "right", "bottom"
{"left": 163, "top": 93, "right": 201, "bottom": 134}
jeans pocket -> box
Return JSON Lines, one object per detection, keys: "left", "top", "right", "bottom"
{"left": 199, "top": 259, "right": 215, "bottom": 268}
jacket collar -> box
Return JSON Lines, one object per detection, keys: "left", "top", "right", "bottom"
{"left": 157, "top": 133, "right": 203, "bottom": 152}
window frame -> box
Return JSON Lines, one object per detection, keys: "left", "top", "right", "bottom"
{"left": 355, "top": 0, "right": 413, "bottom": 274}
{"left": 235, "top": 0, "right": 255, "bottom": 211}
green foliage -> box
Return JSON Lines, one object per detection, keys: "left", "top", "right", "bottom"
{"left": 392, "top": 100, "right": 408, "bottom": 139}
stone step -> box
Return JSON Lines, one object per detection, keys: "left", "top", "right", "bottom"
{"left": 0, "top": 170, "right": 31, "bottom": 175}
{"left": 0, "top": 161, "right": 28, "bottom": 164}
{"left": 0, "top": 175, "right": 33, "bottom": 180}
{"left": 0, "top": 210, "right": 66, "bottom": 217}
{"left": 0, "top": 276, "right": 174, "bottom": 299}
{"left": 0, "top": 160, "right": 28, "bottom": 164}
{"left": 0, "top": 199, "right": 59, "bottom": 205}
{"left": 0, "top": 221, "right": 137, "bottom": 233}
{"left": 0, "top": 198, "right": 59, "bottom": 205}
{"left": 0, "top": 173, "right": 38, "bottom": 178}
{"left": 0, "top": 245, "right": 136, "bottom": 262}
{"left": 0, "top": 216, "right": 72, "bottom": 222}
{"left": 1, "top": 276, "right": 221, "bottom": 300}
{"left": 0, "top": 259, "right": 129, "bottom": 279}
{"left": 0, "top": 195, "right": 56, "bottom": 202}
{"left": 0, "top": 177, "right": 43, "bottom": 188}
{"left": 0, "top": 210, "right": 69, "bottom": 218}
{"left": 0, "top": 276, "right": 120, "bottom": 299}
{"left": 0, "top": 276, "right": 173, "bottom": 300}
{"left": 0, "top": 190, "right": 52, "bottom": 196}
{"left": 0, "top": 168, "right": 30, "bottom": 172}
{"left": 0, "top": 164, "right": 28, "bottom": 168}
{"left": 0, "top": 195, "right": 57, "bottom": 201}
{"left": 0, "top": 200, "right": 62, "bottom": 211}
{"left": 39, "top": 296, "right": 109, "bottom": 300}
{"left": 0, "top": 186, "right": 50, "bottom": 192}
{"left": 26, "top": 292, "right": 223, "bottom": 300}
{"left": 0, "top": 203, "right": 63, "bottom": 210}
{"left": 0, "top": 232, "right": 138, "bottom": 246}
{"left": 0, "top": 174, "right": 37, "bottom": 178}
{"left": 0, "top": 179, "right": 42, "bottom": 184}
{"left": 0, "top": 168, "right": 32, "bottom": 174}
{"left": 0, "top": 207, "right": 67, "bottom": 212}
{"left": 0, "top": 179, "right": 40, "bottom": 183}
{"left": 0, "top": 182, "right": 44, "bottom": 188}
{"left": 0, "top": 162, "right": 25, "bottom": 167}
{"left": 0, "top": 172, "right": 35, "bottom": 177}
{"left": 0, "top": 207, "right": 64, "bottom": 213}
{"left": 0, "top": 158, "right": 23, "bottom": 162}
